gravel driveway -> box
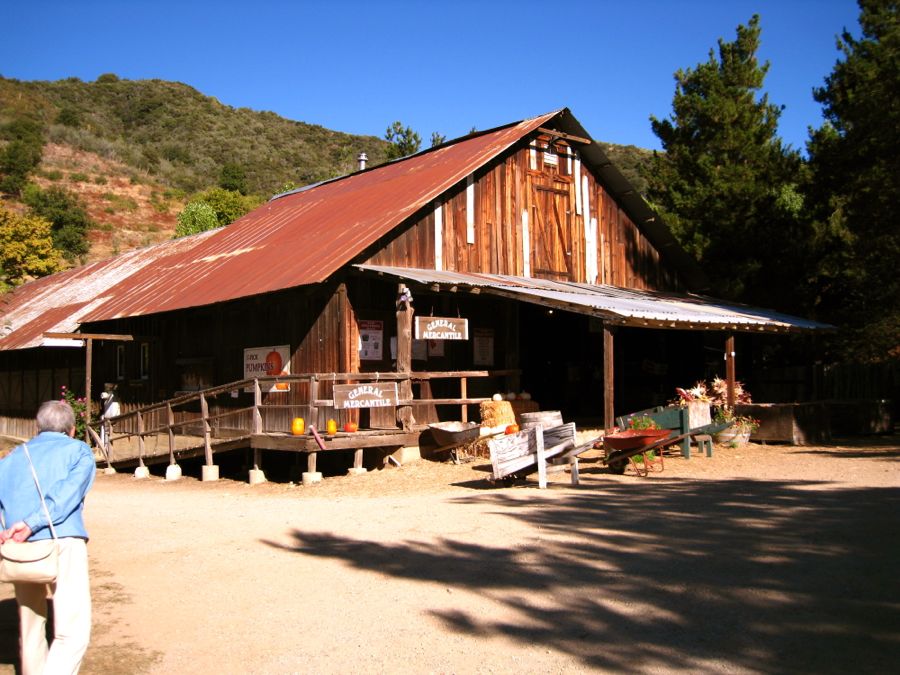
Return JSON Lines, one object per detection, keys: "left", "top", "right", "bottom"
{"left": 1, "top": 436, "right": 897, "bottom": 674}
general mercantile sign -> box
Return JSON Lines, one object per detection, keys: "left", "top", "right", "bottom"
{"left": 414, "top": 316, "right": 469, "bottom": 340}
{"left": 333, "top": 382, "right": 399, "bottom": 409}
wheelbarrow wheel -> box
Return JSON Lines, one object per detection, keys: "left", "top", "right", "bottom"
{"left": 607, "top": 458, "right": 627, "bottom": 474}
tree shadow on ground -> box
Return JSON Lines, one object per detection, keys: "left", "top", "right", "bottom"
{"left": 267, "top": 475, "right": 900, "bottom": 673}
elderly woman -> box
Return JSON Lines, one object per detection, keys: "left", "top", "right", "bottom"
{"left": 0, "top": 399, "right": 96, "bottom": 675}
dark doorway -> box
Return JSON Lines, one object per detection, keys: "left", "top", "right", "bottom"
{"left": 517, "top": 304, "right": 604, "bottom": 421}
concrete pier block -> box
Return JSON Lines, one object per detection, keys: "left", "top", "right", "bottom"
{"left": 165, "top": 464, "right": 182, "bottom": 481}
{"left": 248, "top": 468, "right": 266, "bottom": 485}
{"left": 301, "top": 471, "right": 323, "bottom": 486}
{"left": 103, "top": 466, "right": 116, "bottom": 475}
{"left": 133, "top": 465, "right": 150, "bottom": 480}
{"left": 347, "top": 467, "right": 368, "bottom": 476}
{"left": 201, "top": 464, "right": 219, "bottom": 482}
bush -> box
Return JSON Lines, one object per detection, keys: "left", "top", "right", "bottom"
{"left": 59, "top": 385, "right": 89, "bottom": 437}
{"left": 175, "top": 201, "right": 218, "bottom": 237}
{"left": 22, "top": 185, "right": 93, "bottom": 260}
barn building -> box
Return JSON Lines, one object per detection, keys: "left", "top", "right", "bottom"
{"left": 0, "top": 109, "right": 828, "bottom": 476}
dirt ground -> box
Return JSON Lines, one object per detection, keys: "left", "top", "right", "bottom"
{"left": 1, "top": 434, "right": 898, "bottom": 674}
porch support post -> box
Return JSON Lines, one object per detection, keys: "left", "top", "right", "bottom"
{"left": 395, "top": 284, "right": 415, "bottom": 431}
{"left": 84, "top": 338, "right": 93, "bottom": 443}
{"left": 725, "top": 334, "right": 736, "bottom": 408}
{"left": 603, "top": 325, "right": 616, "bottom": 430}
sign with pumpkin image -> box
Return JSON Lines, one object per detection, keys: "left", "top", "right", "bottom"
{"left": 243, "top": 345, "right": 291, "bottom": 392}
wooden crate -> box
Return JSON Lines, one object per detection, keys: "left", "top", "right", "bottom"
{"left": 735, "top": 402, "right": 831, "bottom": 445}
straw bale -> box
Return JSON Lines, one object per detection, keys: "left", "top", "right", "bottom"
{"left": 479, "top": 400, "right": 515, "bottom": 427}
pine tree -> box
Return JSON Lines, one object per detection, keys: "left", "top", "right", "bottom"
{"left": 806, "top": 0, "right": 899, "bottom": 361}
{"left": 384, "top": 122, "right": 421, "bottom": 160}
{"left": 645, "top": 15, "right": 806, "bottom": 308}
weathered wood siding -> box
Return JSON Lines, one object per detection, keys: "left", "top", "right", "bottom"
{"left": 366, "top": 136, "right": 682, "bottom": 291}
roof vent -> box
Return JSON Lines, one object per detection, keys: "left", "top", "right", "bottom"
{"left": 357, "top": 152, "right": 368, "bottom": 171}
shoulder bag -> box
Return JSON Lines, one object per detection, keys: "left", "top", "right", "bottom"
{"left": 0, "top": 443, "right": 59, "bottom": 584}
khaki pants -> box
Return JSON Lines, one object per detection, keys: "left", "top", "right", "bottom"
{"left": 15, "top": 537, "right": 91, "bottom": 675}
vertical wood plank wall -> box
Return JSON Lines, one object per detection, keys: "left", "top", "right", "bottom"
{"left": 366, "top": 137, "right": 682, "bottom": 291}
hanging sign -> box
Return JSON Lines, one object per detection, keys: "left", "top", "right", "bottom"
{"left": 244, "top": 345, "right": 291, "bottom": 392}
{"left": 415, "top": 316, "right": 469, "bottom": 340}
{"left": 333, "top": 382, "right": 399, "bottom": 409}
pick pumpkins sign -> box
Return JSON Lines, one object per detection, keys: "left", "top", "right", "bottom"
{"left": 243, "top": 345, "right": 291, "bottom": 392}
{"left": 414, "top": 316, "right": 469, "bottom": 340}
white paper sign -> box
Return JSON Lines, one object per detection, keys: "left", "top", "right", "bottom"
{"left": 359, "top": 320, "right": 384, "bottom": 361}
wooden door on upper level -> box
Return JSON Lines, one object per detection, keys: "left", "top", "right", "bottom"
{"left": 531, "top": 181, "right": 574, "bottom": 280}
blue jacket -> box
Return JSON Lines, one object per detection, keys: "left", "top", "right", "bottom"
{"left": 0, "top": 431, "right": 96, "bottom": 541}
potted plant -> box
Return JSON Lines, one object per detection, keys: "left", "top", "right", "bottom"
{"left": 713, "top": 407, "right": 760, "bottom": 447}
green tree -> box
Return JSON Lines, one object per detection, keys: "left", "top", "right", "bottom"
{"left": 430, "top": 132, "right": 446, "bottom": 147}
{"left": 384, "top": 121, "right": 421, "bottom": 159}
{"left": 806, "top": 0, "right": 899, "bottom": 361}
{"left": 175, "top": 201, "right": 219, "bottom": 237}
{"left": 219, "top": 163, "right": 248, "bottom": 194}
{"left": 0, "top": 119, "right": 45, "bottom": 196}
{"left": 644, "top": 15, "right": 806, "bottom": 308}
{"left": 0, "top": 202, "right": 63, "bottom": 290}
{"left": 21, "top": 185, "right": 92, "bottom": 260}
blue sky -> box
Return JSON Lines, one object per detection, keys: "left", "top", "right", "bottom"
{"left": 1, "top": 1, "right": 860, "bottom": 154}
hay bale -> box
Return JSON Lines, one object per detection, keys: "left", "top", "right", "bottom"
{"left": 479, "top": 400, "right": 515, "bottom": 427}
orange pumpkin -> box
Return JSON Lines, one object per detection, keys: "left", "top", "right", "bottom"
{"left": 343, "top": 421, "right": 359, "bottom": 433}
{"left": 505, "top": 424, "right": 520, "bottom": 434}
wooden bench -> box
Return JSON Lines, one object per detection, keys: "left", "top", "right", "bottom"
{"left": 488, "top": 422, "right": 584, "bottom": 488}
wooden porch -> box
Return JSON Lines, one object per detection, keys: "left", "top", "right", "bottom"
{"left": 94, "top": 370, "right": 510, "bottom": 476}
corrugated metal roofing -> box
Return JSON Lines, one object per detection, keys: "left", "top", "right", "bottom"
{"left": 355, "top": 265, "right": 833, "bottom": 333}
{"left": 0, "top": 107, "right": 773, "bottom": 351}
{"left": 77, "top": 111, "right": 560, "bottom": 322}
{"left": 0, "top": 230, "right": 218, "bottom": 350}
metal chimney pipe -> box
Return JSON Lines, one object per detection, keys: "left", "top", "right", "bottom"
{"left": 357, "top": 152, "right": 368, "bottom": 171}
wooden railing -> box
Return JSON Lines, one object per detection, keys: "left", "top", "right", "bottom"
{"left": 93, "top": 370, "right": 514, "bottom": 466}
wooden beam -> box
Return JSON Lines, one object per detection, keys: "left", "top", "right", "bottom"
{"left": 536, "top": 127, "right": 592, "bottom": 145}
{"left": 396, "top": 284, "right": 415, "bottom": 431}
{"left": 43, "top": 332, "right": 133, "bottom": 341}
{"left": 603, "top": 325, "right": 615, "bottom": 430}
{"left": 725, "top": 335, "right": 736, "bottom": 408}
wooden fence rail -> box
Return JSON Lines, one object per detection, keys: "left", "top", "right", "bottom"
{"left": 92, "top": 370, "right": 512, "bottom": 464}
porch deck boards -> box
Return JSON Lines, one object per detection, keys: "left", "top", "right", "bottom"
{"left": 101, "top": 428, "right": 421, "bottom": 468}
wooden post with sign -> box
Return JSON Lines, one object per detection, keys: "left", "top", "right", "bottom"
{"left": 396, "top": 284, "right": 415, "bottom": 431}
{"left": 725, "top": 334, "right": 736, "bottom": 408}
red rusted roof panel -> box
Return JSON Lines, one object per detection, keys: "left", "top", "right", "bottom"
{"left": 0, "top": 230, "right": 218, "bottom": 350}
{"left": 79, "top": 111, "right": 558, "bottom": 321}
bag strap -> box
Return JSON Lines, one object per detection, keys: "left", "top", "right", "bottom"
{"left": 21, "top": 443, "right": 59, "bottom": 542}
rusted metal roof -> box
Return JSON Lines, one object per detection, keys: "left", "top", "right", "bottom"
{"left": 0, "top": 112, "right": 560, "bottom": 350}
{"left": 0, "top": 230, "right": 218, "bottom": 350}
{"left": 77, "top": 111, "right": 560, "bottom": 322}
{"left": 0, "top": 107, "right": 721, "bottom": 351}
{"left": 355, "top": 265, "right": 833, "bottom": 333}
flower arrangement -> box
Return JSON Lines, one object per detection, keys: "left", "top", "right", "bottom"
{"left": 674, "top": 377, "right": 752, "bottom": 408}
{"left": 626, "top": 415, "right": 659, "bottom": 430}
{"left": 60, "top": 385, "right": 89, "bottom": 438}
{"left": 713, "top": 406, "right": 760, "bottom": 434}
